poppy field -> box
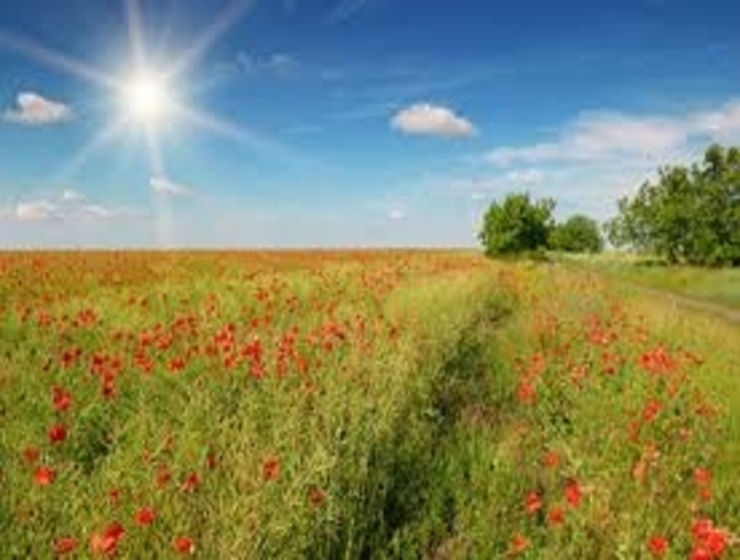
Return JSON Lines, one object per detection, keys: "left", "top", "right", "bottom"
{"left": 0, "top": 251, "right": 739, "bottom": 558}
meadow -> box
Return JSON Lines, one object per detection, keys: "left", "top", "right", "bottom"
{"left": 1, "top": 251, "right": 738, "bottom": 559}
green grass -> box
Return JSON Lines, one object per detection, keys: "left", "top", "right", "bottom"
{"left": 565, "top": 252, "right": 740, "bottom": 310}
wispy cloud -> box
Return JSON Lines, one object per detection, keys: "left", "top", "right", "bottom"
{"left": 3, "top": 91, "right": 73, "bottom": 125}
{"left": 150, "top": 176, "right": 193, "bottom": 197}
{"left": 324, "top": 0, "right": 372, "bottom": 24}
{"left": 387, "top": 208, "right": 407, "bottom": 220}
{"left": 0, "top": 190, "right": 134, "bottom": 222}
{"left": 438, "top": 168, "right": 546, "bottom": 197}
{"left": 391, "top": 103, "right": 477, "bottom": 138}
{"left": 234, "top": 51, "right": 299, "bottom": 77}
{"left": 485, "top": 99, "right": 740, "bottom": 166}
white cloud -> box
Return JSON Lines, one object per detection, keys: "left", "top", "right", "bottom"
{"left": 61, "top": 189, "right": 85, "bottom": 202}
{"left": 504, "top": 168, "right": 545, "bottom": 184}
{"left": 391, "top": 103, "right": 477, "bottom": 138}
{"left": 387, "top": 208, "right": 406, "bottom": 220}
{"left": 440, "top": 168, "right": 546, "bottom": 196}
{"left": 690, "top": 100, "right": 740, "bottom": 139}
{"left": 485, "top": 99, "right": 740, "bottom": 167}
{"left": 0, "top": 190, "right": 131, "bottom": 223}
{"left": 4, "top": 92, "right": 73, "bottom": 125}
{"left": 15, "top": 199, "right": 58, "bottom": 221}
{"left": 150, "top": 176, "right": 192, "bottom": 197}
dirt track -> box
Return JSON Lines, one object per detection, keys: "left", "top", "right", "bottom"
{"left": 635, "top": 285, "right": 740, "bottom": 325}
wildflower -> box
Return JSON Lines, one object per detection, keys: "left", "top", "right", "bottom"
{"left": 173, "top": 536, "right": 195, "bottom": 555}
{"left": 648, "top": 536, "right": 669, "bottom": 557}
{"left": 524, "top": 491, "right": 542, "bottom": 515}
{"left": 135, "top": 507, "right": 156, "bottom": 527}
{"left": 54, "top": 536, "right": 78, "bottom": 555}
{"left": 564, "top": 480, "right": 582, "bottom": 508}
{"left": 48, "top": 423, "right": 67, "bottom": 444}
{"left": 691, "top": 517, "right": 729, "bottom": 558}
{"left": 517, "top": 381, "right": 536, "bottom": 405}
{"left": 642, "top": 399, "right": 661, "bottom": 423}
{"left": 34, "top": 465, "right": 56, "bottom": 486}
{"left": 263, "top": 456, "right": 281, "bottom": 481}
{"left": 181, "top": 472, "right": 201, "bottom": 493}
{"left": 23, "top": 446, "right": 40, "bottom": 465}
{"left": 90, "top": 522, "right": 124, "bottom": 556}
{"left": 511, "top": 532, "right": 529, "bottom": 554}
{"left": 694, "top": 468, "right": 712, "bottom": 487}
{"left": 52, "top": 386, "right": 72, "bottom": 412}
{"left": 547, "top": 506, "right": 565, "bottom": 527}
{"left": 542, "top": 451, "right": 560, "bottom": 469}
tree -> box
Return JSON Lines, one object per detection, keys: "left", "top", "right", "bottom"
{"left": 607, "top": 144, "right": 740, "bottom": 266}
{"left": 549, "top": 215, "right": 603, "bottom": 253}
{"left": 478, "top": 193, "right": 555, "bottom": 257}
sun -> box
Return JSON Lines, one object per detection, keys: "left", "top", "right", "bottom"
{"left": 121, "top": 71, "right": 171, "bottom": 125}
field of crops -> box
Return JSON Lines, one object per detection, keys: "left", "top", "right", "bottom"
{"left": 1, "top": 251, "right": 738, "bottom": 558}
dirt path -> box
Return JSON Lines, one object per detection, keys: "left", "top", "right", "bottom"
{"left": 633, "top": 285, "right": 740, "bottom": 325}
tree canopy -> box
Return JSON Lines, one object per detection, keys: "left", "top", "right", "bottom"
{"left": 606, "top": 144, "right": 740, "bottom": 266}
{"left": 478, "top": 193, "right": 603, "bottom": 257}
{"left": 549, "top": 215, "right": 604, "bottom": 254}
{"left": 478, "top": 193, "right": 555, "bottom": 257}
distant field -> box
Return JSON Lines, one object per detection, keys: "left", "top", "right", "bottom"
{"left": 1, "top": 251, "right": 738, "bottom": 558}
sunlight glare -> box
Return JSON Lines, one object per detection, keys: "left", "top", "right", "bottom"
{"left": 122, "top": 72, "right": 170, "bottom": 124}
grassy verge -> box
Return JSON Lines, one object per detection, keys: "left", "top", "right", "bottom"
{"left": 562, "top": 253, "right": 740, "bottom": 310}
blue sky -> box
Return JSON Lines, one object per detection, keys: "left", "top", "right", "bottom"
{"left": 1, "top": 0, "right": 739, "bottom": 248}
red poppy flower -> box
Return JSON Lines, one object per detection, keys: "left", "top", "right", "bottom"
{"left": 181, "top": 472, "right": 201, "bottom": 493}
{"left": 23, "top": 446, "right": 40, "bottom": 465}
{"left": 48, "top": 423, "right": 67, "bottom": 444}
{"left": 52, "top": 386, "right": 72, "bottom": 412}
{"left": 542, "top": 451, "right": 560, "bottom": 469}
{"left": 648, "top": 536, "right": 669, "bottom": 557}
{"left": 564, "top": 481, "right": 582, "bottom": 508}
{"left": 690, "top": 546, "right": 712, "bottom": 560}
{"left": 694, "top": 468, "right": 712, "bottom": 487}
{"left": 173, "top": 536, "right": 195, "bottom": 555}
{"left": 134, "top": 507, "right": 156, "bottom": 527}
{"left": 517, "top": 381, "right": 536, "bottom": 405}
{"left": 547, "top": 506, "right": 565, "bottom": 527}
{"left": 263, "top": 456, "right": 281, "bottom": 481}
{"left": 34, "top": 466, "right": 56, "bottom": 486}
{"left": 524, "top": 491, "right": 542, "bottom": 515}
{"left": 54, "top": 536, "right": 78, "bottom": 555}
{"left": 511, "top": 532, "right": 529, "bottom": 554}
{"left": 90, "top": 522, "right": 124, "bottom": 556}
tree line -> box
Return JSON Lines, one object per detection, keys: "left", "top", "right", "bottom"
{"left": 478, "top": 144, "right": 740, "bottom": 267}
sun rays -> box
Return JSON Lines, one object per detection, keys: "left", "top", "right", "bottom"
{"left": 0, "top": 0, "right": 270, "bottom": 183}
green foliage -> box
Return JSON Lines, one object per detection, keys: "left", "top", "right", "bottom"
{"left": 549, "top": 215, "right": 604, "bottom": 254}
{"left": 607, "top": 144, "right": 740, "bottom": 266}
{"left": 479, "top": 193, "right": 604, "bottom": 258}
{"left": 478, "top": 193, "right": 555, "bottom": 257}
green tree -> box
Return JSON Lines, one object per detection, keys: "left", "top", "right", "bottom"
{"left": 549, "top": 215, "right": 603, "bottom": 253}
{"left": 607, "top": 144, "right": 740, "bottom": 266}
{"left": 478, "top": 193, "right": 555, "bottom": 257}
